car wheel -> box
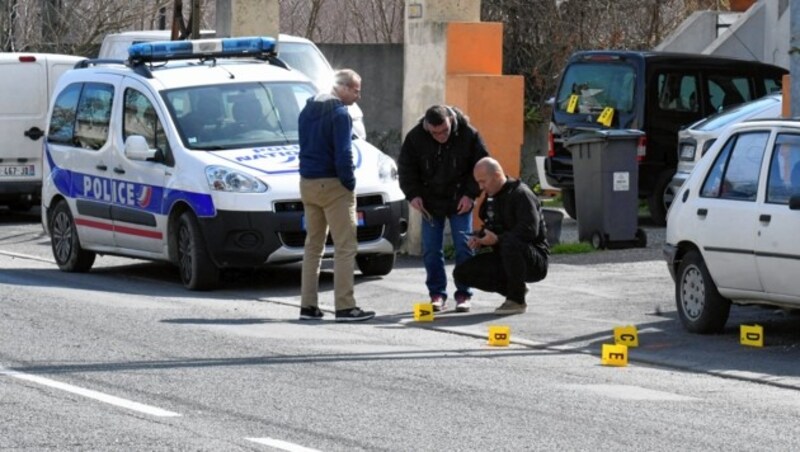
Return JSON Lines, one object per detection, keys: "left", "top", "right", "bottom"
{"left": 676, "top": 250, "right": 730, "bottom": 334}
{"left": 561, "top": 188, "right": 577, "bottom": 220}
{"left": 356, "top": 253, "right": 395, "bottom": 276}
{"left": 176, "top": 211, "right": 219, "bottom": 290}
{"left": 648, "top": 168, "right": 677, "bottom": 226}
{"left": 50, "top": 200, "right": 95, "bottom": 272}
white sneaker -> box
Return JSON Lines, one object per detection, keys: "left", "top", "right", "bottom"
{"left": 430, "top": 295, "right": 445, "bottom": 312}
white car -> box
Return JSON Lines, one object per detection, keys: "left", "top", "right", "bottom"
{"left": 669, "top": 93, "right": 782, "bottom": 197}
{"left": 664, "top": 119, "right": 800, "bottom": 333}
{"left": 42, "top": 37, "right": 407, "bottom": 290}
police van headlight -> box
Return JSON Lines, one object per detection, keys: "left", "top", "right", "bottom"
{"left": 378, "top": 153, "right": 398, "bottom": 183}
{"left": 205, "top": 166, "right": 268, "bottom": 193}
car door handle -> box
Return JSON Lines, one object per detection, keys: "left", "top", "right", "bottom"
{"left": 96, "top": 164, "right": 107, "bottom": 171}
{"left": 759, "top": 214, "right": 771, "bottom": 223}
{"left": 113, "top": 167, "right": 125, "bottom": 174}
{"left": 697, "top": 208, "right": 707, "bottom": 217}
{"left": 24, "top": 126, "right": 44, "bottom": 140}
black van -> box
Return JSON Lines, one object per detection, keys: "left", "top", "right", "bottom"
{"left": 545, "top": 51, "right": 786, "bottom": 225}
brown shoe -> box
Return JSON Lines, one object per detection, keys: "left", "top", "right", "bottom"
{"left": 494, "top": 299, "right": 527, "bottom": 315}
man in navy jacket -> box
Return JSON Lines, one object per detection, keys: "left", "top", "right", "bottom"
{"left": 298, "top": 69, "right": 374, "bottom": 322}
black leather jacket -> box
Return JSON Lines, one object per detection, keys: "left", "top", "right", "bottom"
{"left": 398, "top": 109, "right": 489, "bottom": 217}
{"left": 480, "top": 178, "right": 551, "bottom": 259}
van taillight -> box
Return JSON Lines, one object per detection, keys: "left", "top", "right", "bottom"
{"left": 637, "top": 135, "right": 647, "bottom": 161}
{"left": 548, "top": 131, "right": 555, "bottom": 157}
{"left": 18, "top": 55, "right": 36, "bottom": 63}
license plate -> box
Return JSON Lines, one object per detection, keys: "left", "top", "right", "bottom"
{"left": 0, "top": 164, "right": 35, "bottom": 177}
{"left": 301, "top": 211, "right": 365, "bottom": 230}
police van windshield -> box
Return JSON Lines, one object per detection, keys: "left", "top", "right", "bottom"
{"left": 164, "top": 81, "right": 316, "bottom": 150}
{"left": 556, "top": 62, "right": 635, "bottom": 114}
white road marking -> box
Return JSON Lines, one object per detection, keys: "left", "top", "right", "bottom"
{"left": 0, "top": 250, "right": 55, "bottom": 264}
{"left": 0, "top": 367, "right": 180, "bottom": 417}
{"left": 246, "top": 437, "right": 322, "bottom": 451}
{"left": 563, "top": 384, "right": 698, "bottom": 401}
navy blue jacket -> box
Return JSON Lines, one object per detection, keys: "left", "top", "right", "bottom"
{"left": 298, "top": 94, "right": 356, "bottom": 191}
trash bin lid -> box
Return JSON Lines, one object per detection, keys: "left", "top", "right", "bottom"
{"left": 565, "top": 128, "right": 644, "bottom": 146}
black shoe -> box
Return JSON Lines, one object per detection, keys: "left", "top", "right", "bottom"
{"left": 335, "top": 307, "right": 375, "bottom": 322}
{"left": 299, "top": 306, "right": 324, "bottom": 320}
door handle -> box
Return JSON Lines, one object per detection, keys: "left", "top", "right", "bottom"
{"left": 113, "top": 167, "right": 125, "bottom": 174}
{"left": 24, "top": 126, "right": 44, "bottom": 140}
{"left": 759, "top": 214, "right": 771, "bottom": 223}
{"left": 697, "top": 208, "right": 707, "bottom": 217}
{"left": 96, "top": 164, "right": 107, "bottom": 171}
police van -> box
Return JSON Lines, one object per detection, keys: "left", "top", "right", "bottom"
{"left": 0, "top": 53, "right": 84, "bottom": 210}
{"left": 42, "top": 37, "right": 408, "bottom": 290}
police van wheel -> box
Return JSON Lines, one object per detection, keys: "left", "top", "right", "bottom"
{"left": 356, "top": 253, "right": 395, "bottom": 276}
{"left": 50, "top": 200, "right": 95, "bottom": 272}
{"left": 176, "top": 212, "right": 219, "bottom": 291}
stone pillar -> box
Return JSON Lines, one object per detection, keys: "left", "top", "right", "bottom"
{"left": 402, "top": 0, "right": 525, "bottom": 256}
{"left": 215, "top": 0, "right": 279, "bottom": 38}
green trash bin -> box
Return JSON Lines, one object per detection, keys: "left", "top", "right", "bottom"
{"left": 564, "top": 129, "right": 647, "bottom": 249}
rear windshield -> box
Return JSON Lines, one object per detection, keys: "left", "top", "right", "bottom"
{"left": 556, "top": 62, "right": 636, "bottom": 114}
{"left": 694, "top": 95, "right": 781, "bottom": 132}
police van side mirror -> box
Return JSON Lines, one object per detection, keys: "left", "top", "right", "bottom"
{"left": 124, "top": 135, "right": 157, "bottom": 161}
{"left": 789, "top": 194, "right": 800, "bottom": 211}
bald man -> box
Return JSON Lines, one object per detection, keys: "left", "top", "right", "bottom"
{"left": 453, "top": 157, "right": 550, "bottom": 315}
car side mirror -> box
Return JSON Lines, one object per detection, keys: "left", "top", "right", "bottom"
{"left": 124, "top": 135, "right": 157, "bottom": 161}
{"left": 789, "top": 194, "right": 800, "bottom": 211}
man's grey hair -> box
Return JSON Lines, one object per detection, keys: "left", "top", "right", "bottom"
{"left": 334, "top": 69, "right": 361, "bottom": 88}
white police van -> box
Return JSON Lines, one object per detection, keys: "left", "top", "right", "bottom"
{"left": 42, "top": 37, "right": 407, "bottom": 290}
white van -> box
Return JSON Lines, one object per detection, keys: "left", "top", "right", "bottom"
{"left": 42, "top": 37, "right": 407, "bottom": 290}
{"left": 98, "top": 31, "right": 366, "bottom": 139}
{"left": 0, "top": 53, "right": 84, "bottom": 210}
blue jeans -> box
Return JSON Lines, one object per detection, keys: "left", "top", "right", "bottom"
{"left": 421, "top": 211, "right": 474, "bottom": 300}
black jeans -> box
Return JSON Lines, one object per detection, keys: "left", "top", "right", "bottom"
{"left": 452, "top": 244, "right": 547, "bottom": 304}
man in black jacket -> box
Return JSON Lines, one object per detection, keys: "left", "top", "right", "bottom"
{"left": 398, "top": 105, "right": 489, "bottom": 312}
{"left": 453, "top": 157, "right": 550, "bottom": 315}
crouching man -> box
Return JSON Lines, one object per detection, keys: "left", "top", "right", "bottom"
{"left": 453, "top": 157, "right": 550, "bottom": 315}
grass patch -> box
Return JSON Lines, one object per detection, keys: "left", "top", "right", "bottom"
{"left": 551, "top": 242, "right": 595, "bottom": 255}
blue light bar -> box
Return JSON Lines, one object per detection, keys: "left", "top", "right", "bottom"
{"left": 128, "top": 36, "right": 277, "bottom": 64}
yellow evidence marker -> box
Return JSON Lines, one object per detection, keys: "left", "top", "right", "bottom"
{"left": 601, "top": 343, "right": 628, "bottom": 367}
{"left": 413, "top": 303, "right": 434, "bottom": 322}
{"left": 566, "top": 94, "right": 579, "bottom": 113}
{"left": 597, "top": 107, "right": 614, "bottom": 127}
{"left": 488, "top": 325, "right": 511, "bottom": 346}
{"left": 613, "top": 325, "right": 639, "bottom": 347}
{"left": 740, "top": 324, "right": 764, "bottom": 347}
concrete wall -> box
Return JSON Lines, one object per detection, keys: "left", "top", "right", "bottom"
{"left": 318, "top": 43, "right": 405, "bottom": 159}
{"left": 215, "top": 0, "right": 279, "bottom": 38}
{"left": 655, "top": 11, "right": 719, "bottom": 53}
{"left": 704, "top": 3, "right": 767, "bottom": 62}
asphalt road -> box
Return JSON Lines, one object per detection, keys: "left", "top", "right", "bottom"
{"left": 1, "top": 208, "right": 800, "bottom": 450}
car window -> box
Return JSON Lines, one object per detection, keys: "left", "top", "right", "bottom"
{"left": 695, "top": 95, "right": 780, "bottom": 132}
{"left": 766, "top": 133, "right": 800, "bottom": 204}
{"left": 657, "top": 73, "right": 698, "bottom": 112}
{"left": 700, "top": 131, "right": 768, "bottom": 201}
{"left": 277, "top": 42, "right": 333, "bottom": 90}
{"left": 556, "top": 62, "right": 636, "bottom": 114}
{"left": 74, "top": 83, "right": 114, "bottom": 150}
{"left": 48, "top": 83, "right": 82, "bottom": 145}
{"left": 123, "top": 88, "right": 172, "bottom": 162}
{"left": 165, "top": 81, "right": 317, "bottom": 150}
{"left": 707, "top": 75, "right": 752, "bottom": 112}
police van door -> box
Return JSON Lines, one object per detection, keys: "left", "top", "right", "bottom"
{"left": 109, "top": 80, "right": 171, "bottom": 255}
{"left": 46, "top": 78, "right": 117, "bottom": 249}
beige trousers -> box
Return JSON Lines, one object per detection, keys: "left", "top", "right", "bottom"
{"left": 299, "top": 177, "right": 357, "bottom": 311}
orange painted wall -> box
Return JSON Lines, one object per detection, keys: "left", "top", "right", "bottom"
{"left": 446, "top": 22, "right": 503, "bottom": 76}
{"left": 446, "top": 75, "right": 524, "bottom": 177}
{"left": 783, "top": 75, "right": 790, "bottom": 118}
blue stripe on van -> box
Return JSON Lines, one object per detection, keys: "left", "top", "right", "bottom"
{"left": 45, "top": 144, "right": 215, "bottom": 217}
